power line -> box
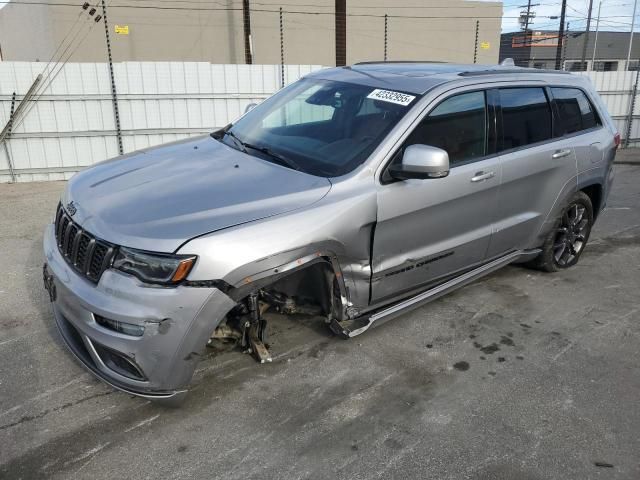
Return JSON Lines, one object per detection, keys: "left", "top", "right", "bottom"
{"left": 0, "top": 1, "right": 546, "bottom": 18}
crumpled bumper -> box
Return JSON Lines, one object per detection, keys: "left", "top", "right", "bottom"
{"left": 43, "top": 224, "right": 236, "bottom": 399}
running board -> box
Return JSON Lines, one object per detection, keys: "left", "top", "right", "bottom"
{"left": 330, "top": 249, "right": 540, "bottom": 339}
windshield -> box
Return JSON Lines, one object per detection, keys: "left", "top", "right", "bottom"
{"left": 221, "top": 78, "right": 417, "bottom": 177}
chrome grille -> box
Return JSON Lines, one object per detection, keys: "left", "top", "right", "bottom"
{"left": 54, "top": 203, "right": 115, "bottom": 283}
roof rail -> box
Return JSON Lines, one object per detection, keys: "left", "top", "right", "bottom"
{"left": 459, "top": 68, "right": 570, "bottom": 76}
{"left": 353, "top": 60, "right": 447, "bottom": 65}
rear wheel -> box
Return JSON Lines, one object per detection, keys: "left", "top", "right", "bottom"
{"left": 531, "top": 191, "right": 594, "bottom": 272}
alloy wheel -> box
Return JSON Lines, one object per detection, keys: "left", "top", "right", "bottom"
{"left": 553, "top": 203, "right": 590, "bottom": 267}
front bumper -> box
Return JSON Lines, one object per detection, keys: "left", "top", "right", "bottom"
{"left": 43, "top": 224, "right": 236, "bottom": 398}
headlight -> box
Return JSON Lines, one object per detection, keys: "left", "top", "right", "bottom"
{"left": 112, "top": 247, "right": 196, "bottom": 285}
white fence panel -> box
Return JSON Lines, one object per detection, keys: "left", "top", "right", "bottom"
{"left": 578, "top": 71, "right": 640, "bottom": 146}
{"left": 1, "top": 65, "right": 638, "bottom": 183}
{"left": 0, "top": 62, "right": 324, "bottom": 182}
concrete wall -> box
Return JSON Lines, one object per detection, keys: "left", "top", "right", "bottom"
{"left": 0, "top": 0, "right": 502, "bottom": 66}
{"left": 0, "top": 1, "right": 55, "bottom": 62}
{"left": 347, "top": 0, "right": 501, "bottom": 64}
{"left": 248, "top": 0, "right": 335, "bottom": 66}
{"left": 0, "top": 0, "right": 245, "bottom": 63}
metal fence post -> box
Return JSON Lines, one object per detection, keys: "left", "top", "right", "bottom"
{"left": 2, "top": 93, "right": 17, "bottom": 183}
{"left": 384, "top": 14, "right": 388, "bottom": 61}
{"left": 279, "top": 7, "right": 285, "bottom": 88}
{"left": 101, "top": 0, "right": 123, "bottom": 155}
{"left": 474, "top": 20, "right": 479, "bottom": 64}
{"left": 0, "top": 74, "right": 42, "bottom": 183}
{"left": 624, "top": 68, "right": 640, "bottom": 148}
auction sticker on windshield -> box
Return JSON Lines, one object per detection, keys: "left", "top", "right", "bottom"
{"left": 367, "top": 89, "right": 416, "bottom": 106}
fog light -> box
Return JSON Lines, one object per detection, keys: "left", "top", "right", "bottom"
{"left": 94, "top": 315, "right": 144, "bottom": 337}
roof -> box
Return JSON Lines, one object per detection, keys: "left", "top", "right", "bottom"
{"left": 307, "top": 62, "right": 571, "bottom": 95}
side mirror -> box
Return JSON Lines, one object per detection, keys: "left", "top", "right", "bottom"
{"left": 389, "top": 144, "right": 450, "bottom": 180}
{"left": 244, "top": 103, "right": 258, "bottom": 114}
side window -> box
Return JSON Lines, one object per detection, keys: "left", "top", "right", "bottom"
{"left": 551, "top": 87, "right": 600, "bottom": 136}
{"left": 499, "top": 87, "right": 552, "bottom": 150}
{"left": 405, "top": 91, "right": 487, "bottom": 166}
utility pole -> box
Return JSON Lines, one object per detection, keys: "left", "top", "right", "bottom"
{"left": 101, "top": 0, "right": 123, "bottom": 155}
{"left": 591, "top": 0, "right": 602, "bottom": 70}
{"left": 554, "top": 0, "right": 567, "bottom": 70}
{"left": 242, "top": 0, "right": 253, "bottom": 64}
{"left": 519, "top": 2, "right": 539, "bottom": 31}
{"left": 580, "top": 0, "right": 594, "bottom": 70}
{"left": 626, "top": 0, "right": 638, "bottom": 70}
{"left": 524, "top": 0, "right": 532, "bottom": 30}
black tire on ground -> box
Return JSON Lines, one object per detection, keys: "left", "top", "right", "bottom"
{"left": 529, "top": 191, "right": 594, "bottom": 273}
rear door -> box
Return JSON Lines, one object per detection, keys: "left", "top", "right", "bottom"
{"left": 550, "top": 86, "right": 609, "bottom": 168}
{"left": 487, "top": 86, "right": 578, "bottom": 257}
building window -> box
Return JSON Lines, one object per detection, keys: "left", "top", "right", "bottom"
{"left": 565, "top": 61, "right": 587, "bottom": 72}
{"left": 593, "top": 61, "right": 618, "bottom": 72}
{"left": 628, "top": 60, "right": 640, "bottom": 71}
{"left": 512, "top": 34, "right": 560, "bottom": 47}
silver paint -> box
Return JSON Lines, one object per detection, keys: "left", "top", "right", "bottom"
{"left": 44, "top": 63, "right": 617, "bottom": 397}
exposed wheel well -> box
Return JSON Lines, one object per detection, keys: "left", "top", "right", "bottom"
{"left": 581, "top": 184, "right": 603, "bottom": 219}
{"left": 210, "top": 260, "right": 344, "bottom": 362}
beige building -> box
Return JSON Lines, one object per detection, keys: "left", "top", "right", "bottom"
{"left": 0, "top": 0, "right": 502, "bottom": 65}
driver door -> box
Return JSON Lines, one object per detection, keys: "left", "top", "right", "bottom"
{"left": 371, "top": 89, "right": 502, "bottom": 303}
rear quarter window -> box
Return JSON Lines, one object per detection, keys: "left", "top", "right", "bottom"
{"left": 551, "top": 87, "right": 601, "bottom": 136}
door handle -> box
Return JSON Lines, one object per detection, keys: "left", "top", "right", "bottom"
{"left": 552, "top": 149, "right": 572, "bottom": 159}
{"left": 470, "top": 171, "right": 495, "bottom": 183}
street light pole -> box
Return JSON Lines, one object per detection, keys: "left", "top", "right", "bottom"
{"left": 591, "top": 0, "right": 602, "bottom": 70}
{"left": 580, "top": 0, "right": 594, "bottom": 70}
{"left": 626, "top": 0, "right": 638, "bottom": 70}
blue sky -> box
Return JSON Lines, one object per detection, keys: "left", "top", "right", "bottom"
{"left": 485, "top": 0, "right": 640, "bottom": 33}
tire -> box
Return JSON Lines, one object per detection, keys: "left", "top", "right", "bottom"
{"left": 529, "top": 191, "right": 594, "bottom": 273}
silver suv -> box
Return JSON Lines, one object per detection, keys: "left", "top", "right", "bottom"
{"left": 43, "top": 63, "right": 618, "bottom": 402}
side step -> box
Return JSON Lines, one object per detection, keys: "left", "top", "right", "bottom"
{"left": 330, "top": 249, "right": 539, "bottom": 339}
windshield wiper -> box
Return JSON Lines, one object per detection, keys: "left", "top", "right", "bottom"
{"left": 223, "top": 130, "right": 248, "bottom": 153}
{"left": 222, "top": 130, "right": 301, "bottom": 172}
{"left": 242, "top": 142, "right": 302, "bottom": 172}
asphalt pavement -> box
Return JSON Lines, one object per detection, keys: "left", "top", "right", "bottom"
{"left": 0, "top": 163, "right": 639, "bottom": 479}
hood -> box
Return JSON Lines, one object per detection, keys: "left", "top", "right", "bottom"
{"left": 63, "top": 136, "right": 332, "bottom": 252}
